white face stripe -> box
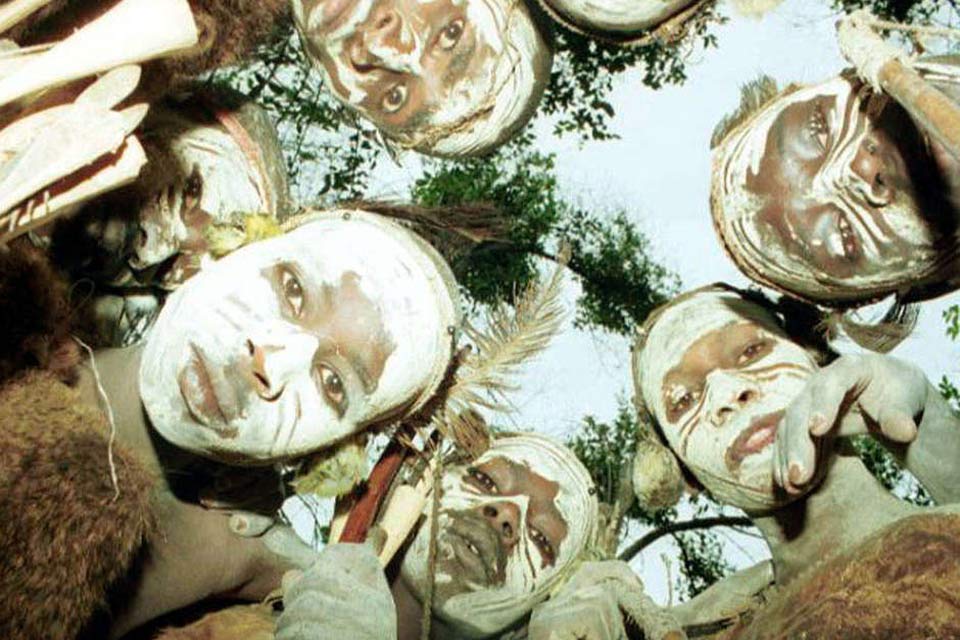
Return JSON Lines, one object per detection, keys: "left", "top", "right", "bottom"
{"left": 712, "top": 76, "right": 953, "bottom": 302}
{"left": 399, "top": 433, "right": 597, "bottom": 637}
{"left": 636, "top": 289, "right": 818, "bottom": 511}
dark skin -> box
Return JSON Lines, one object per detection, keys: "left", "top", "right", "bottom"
{"left": 301, "top": 0, "right": 492, "bottom": 134}
{"left": 744, "top": 76, "right": 958, "bottom": 279}
{"left": 73, "top": 347, "right": 306, "bottom": 638}
{"left": 391, "top": 456, "right": 569, "bottom": 640}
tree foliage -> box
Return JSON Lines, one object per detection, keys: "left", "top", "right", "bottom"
{"left": 567, "top": 400, "right": 738, "bottom": 600}
{"left": 411, "top": 138, "right": 679, "bottom": 334}
{"left": 832, "top": 0, "right": 959, "bottom": 23}
{"left": 209, "top": 3, "right": 725, "bottom": 202}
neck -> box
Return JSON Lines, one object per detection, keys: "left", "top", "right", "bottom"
{"left": 750, "top": 450, "right": 917, "bottom": 585}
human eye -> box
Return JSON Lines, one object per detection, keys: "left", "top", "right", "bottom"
{"left": 437, "top": 18, "right": 464, "bottom": 50}
{"left": 807, "top": 102, "right": 829, "bottom": 152}
{"left": 737, "top": 339, "right": 771, "bottom": 366}
{"left": 382, "top": 83, "right": 408, "bottom": 114}
{"left": 279, "top": 267, "right": 305, "bottom": 317}
{"left": 466, "top": 466, "right": 499, "bottom": 494}
{"left": 529, "top": 527, "right": 555, "bottom": 568}
{"left": 184, "top": 165, "right": 203, "bottom": 201}
{"left": 317, "top": 363, "right": 348, "bottom": 416}
{"left": 669, "top": 387, "right": 698, "bottom": 418}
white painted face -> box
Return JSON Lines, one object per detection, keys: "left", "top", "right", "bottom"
{"left": 541, "top": 0, "right": 695, "bottom": 36}
{"left": 635, "top": 289, "right": 818, "bottom": 512}
{"left": 399, "top": 433, "right": 597, "bottom": 637}
{"left": 292, "top": 0, "right": 552, "bottom": 156}
{"left": 140, "top": 211, "right": 459, "bottom": 464}
{"left": 130, "top": 103, "right": 271, "bottom": 281}
{"left": 713, "top": 75, "right": 957, "bottom": 304}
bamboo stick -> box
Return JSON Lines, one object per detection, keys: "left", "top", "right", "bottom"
{"left": 838, "top": 10, "right": 960, "bottom": 163}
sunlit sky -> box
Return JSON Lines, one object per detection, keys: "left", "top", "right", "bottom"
{"left": 291, "top": 0, "right": 960, "bottom": 604}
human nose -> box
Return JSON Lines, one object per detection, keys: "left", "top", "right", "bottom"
{"left": 851, "top": 134, "right": 894, "bottom": 205}
{"left": 245, "top": 333, "right": 318, "bottom": 401}
{"left": 706, "top": 371, "right": 759, "bottom": 427}
{"left": 479, "top": 501, "right": 521, "bottom": 552}
{"left": 350, "top": 6, "right": 406, "bottom": 69}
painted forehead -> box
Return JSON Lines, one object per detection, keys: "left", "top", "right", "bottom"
{"left": 637, "top": 291, "right": 783, "bottom": 404}
{"left": 720, "top": 77, "right": 856, "bottom": 199}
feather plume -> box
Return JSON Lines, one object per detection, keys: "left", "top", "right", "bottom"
{"left": 432, "top": 248, "right": 569, "bottom": 458}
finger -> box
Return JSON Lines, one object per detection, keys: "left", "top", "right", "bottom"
{"left": 878, "top": 409, "right": 919, "bottom": 443}
{"left": 780, "top": 392, "right": 816, "bottom": 493}
{"left": 808, "top": 372, "right": 849, "bottom": 437}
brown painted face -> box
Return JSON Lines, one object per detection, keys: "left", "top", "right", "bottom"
{"left": 400, "top": 433, "right": 597, "bottom": 637}
{"left": 637, "top": 290, "right": 817, "bottom": 511}
{"left": 745, "top": 77, "right": 935, "bottom": 278}
{"left": 295, "top": 0, "right": 553, "bottom": 157}
{"left": 298, "top": 0, "right": 501, "bottom": 137}
{"left": 462, "top": 457, "right": 568, "bottom": 569}
{"left": 714, "top": 76, "right": 959, "bottom": 303}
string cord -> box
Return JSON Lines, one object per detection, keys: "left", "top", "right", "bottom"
{"left": 74, "top": 336, "right": 120, "bottom": 501}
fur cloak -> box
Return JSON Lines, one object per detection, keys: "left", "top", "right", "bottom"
{"left": 0, "top": 370, "right": 157, "bottom": 640}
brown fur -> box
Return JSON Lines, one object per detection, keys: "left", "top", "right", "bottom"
{"left": 154, "top": 603, "right": 276, "bottom": 640}
{"left": 0, "top": 241, "right": 81, "bottom": 385}
{"left": 0, "top": 370, "right": 157, "bottom": 640}
{"left": 723, "top": 513, "right": 960, "bottom": 639}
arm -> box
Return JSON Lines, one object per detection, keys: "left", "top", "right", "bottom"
{"left": 109, "top": 496, "right": 315, "bottom": 638}
{"left": 275, "top": 543, "right": 397, "bottom": 640}
{"left": 773, "top": 353, "right": 960, "bottom": 504}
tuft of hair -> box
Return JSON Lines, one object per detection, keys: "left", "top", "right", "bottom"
{"left": 710, "top": 75, "right": 782, "bottom": 149}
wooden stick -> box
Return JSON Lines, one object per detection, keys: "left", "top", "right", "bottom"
{"left": 0, "top": 0, "right": 53, "bottom": 35}
{"left": 0, "top": 0, "right": 197, "bottom": 107}
{"left": 375, "top": 455, "right": 436, "bottom": 567}
{"left": 838, "top": 10, "right": 960, "bottom": 163}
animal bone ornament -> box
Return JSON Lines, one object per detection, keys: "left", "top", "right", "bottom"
{"left": 291, "top": 0, "right": 553, "bottom": 157}
{"left": 0, "top": 0, "right": 199, "bottom": 243}
{"left": 140, "top": 209, "right": 460, "bottom": 463}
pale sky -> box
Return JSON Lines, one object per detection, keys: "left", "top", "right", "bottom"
{"left": 290, "top": 0, "right": 960, "bottom": 605}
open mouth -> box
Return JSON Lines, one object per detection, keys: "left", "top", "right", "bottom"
{"left": 178, "top": 343, "right": 227, "bottom": 427}
{"left": 725, "top": 410, "right": 784, "bottom": 474}
{"left": 444, "top": 514, "right": 506, "bottom": 587}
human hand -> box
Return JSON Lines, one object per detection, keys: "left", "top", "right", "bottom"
{"left": 276, "top": 543, "right": 397, "bottom": 640}
{"left": 773, "top": 354, "right": 928, "bottom": 494}
{"left": 528, "top": 561, "right": 684, "bottom": 640}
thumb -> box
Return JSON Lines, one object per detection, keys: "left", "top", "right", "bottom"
{"left": 877, "top": 409, "right": 919, "bottom": 443}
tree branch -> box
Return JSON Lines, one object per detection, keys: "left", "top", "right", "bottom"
{"left": 617, "top": 516, "right": 754, "bottom": 562}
